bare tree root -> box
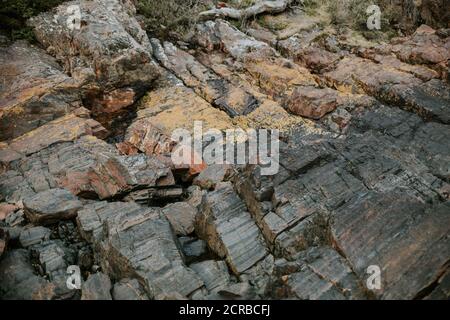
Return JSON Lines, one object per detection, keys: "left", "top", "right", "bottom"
{"left": 199, "top": 0, "right": 295, "bottom": 20}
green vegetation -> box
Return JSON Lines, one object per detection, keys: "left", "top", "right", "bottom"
{"left": 0, "top": 0, "right": 65, "bottom": 41}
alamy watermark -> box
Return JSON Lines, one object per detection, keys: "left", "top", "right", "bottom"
{"left": 366, "top": 265, "right": 382, "bottom": 290}
{"left": 170, "top": 121, "right": 280, "bottom": 176}
{"left": 367, "top": 5, "right": 382, "bottom": 30}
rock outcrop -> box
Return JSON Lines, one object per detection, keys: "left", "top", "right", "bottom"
{"left": 28, "top": 0, "right": 160, "bottom": 114}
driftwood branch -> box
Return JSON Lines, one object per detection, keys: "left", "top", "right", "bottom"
{"left": 199, "top": 0, "right": 294, "bottom": 20}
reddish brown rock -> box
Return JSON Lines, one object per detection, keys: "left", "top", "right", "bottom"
{"left": 0, "top": 136, "right": 175, "bottom": 202}
{"left": 285, "top": 86, "right": 340, "bottom": 119}
{"left": 0, "top": 203, "right": 18, "bottom": 221}
{"left": 295, "top": 46, "right": 341, "bottom": 73}
{"left": 0, "top": 108, "right": 108, "bottom": 162}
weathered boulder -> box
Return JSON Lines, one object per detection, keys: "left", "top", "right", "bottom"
{"left": 196, "top": 182, "right": 268, "bottom": 275}
{"left": 194, "top": 164, "right": 233, "bottom": 190}
{"left": 23, "top": 188, "right": 83, "bottom": 225}
{"left": 29, "top": 0, "right": 160, "bottom": 114}
{"left": 77, "top": 201, "right": 204, "bottom": 298}
{"left": 82, "top": 272, "right": 113, "bottom": 300}
{"left": 285, "top": 86, "right": 340, "bottom": 119}
{"left": 0, "top": 41, "right": 82, "bottom": 141}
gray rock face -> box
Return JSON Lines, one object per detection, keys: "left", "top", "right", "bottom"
{"left": 190, "top": 260, "right": 231, "bottom": 293}
{"left": 28, "top": 0, "right": 160, "bottom": 114}
{"left": 0, "top": 41, "right": 82, "bottom": 141}
{"left": 0, "top": 249, "right": 55, "bottom": 300}
{"left": 23, "top": 189, "right": 83, "bottom": 225}
{"left": 332, "top": 192, "right": 450, "bottom": 300}
{"left": 82, "top": 273, "right": 112, "bottom": 300}
{"left": 162, "top": 202, "right": 197, "bottom": 236}
{"left": 77, "top": 201, "right": 204, "bottom": 298}
{"left": 194, "top": 164, "right": 233, "bottom": 190}
{"left": 270, "top": 247, "right": 367, "bottom": 300}
{"left": 112, "top": 278, "right": 149, "bottom": 300}
{"left": 196, "top": 182, "right": 268, "bottom": 275}
{"left": 19, "top": 226, "right": 51, "bottom": 248}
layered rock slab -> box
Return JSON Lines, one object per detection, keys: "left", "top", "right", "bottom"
{"left": 332, "top": 191, "right": 450, "bottom": 300}
{"left": 77, "top": 201, "right": 204, "bottom": 298}
{"left": 196, "top": 182, "right": 268, "bottom": 275}
{"left": 0, "top": 135, "right": 175, "bottom": 203}
{"left": 0, "top": 41, "right": 82, "bottom": 141}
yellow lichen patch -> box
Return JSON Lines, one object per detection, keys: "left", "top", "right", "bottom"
{"left": 245, "top": 59, "right": 317, "bottom": 96}
{"left": 137, "top": 86, "right": 235, "bottom": 135}
{"left": 234, "top": 98, "right": 321, "bottom": 134}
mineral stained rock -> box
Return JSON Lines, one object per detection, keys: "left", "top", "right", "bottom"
{"left": 0, "top": 136, "right": 175, "bottom": 202}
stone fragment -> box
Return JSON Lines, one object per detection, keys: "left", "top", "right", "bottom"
{"left": 196, "top": 182, "right": 268, "bottom": 275}
{"left": 81, "top": 273, "right": 113, "bottom": 300}
{"left": 162, "top": 202, "right": 197, "bottom": 236}
{"left": 194, "top": 164, "right": 233, "bottom": 190}
{"left": 23, "top": 189, "right": 83, "bottom": 225}
{"left": 285, "top": 86, "right": 339, "bottom": 119}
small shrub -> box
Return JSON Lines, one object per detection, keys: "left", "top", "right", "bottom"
{"left": 0, "top": 0, "right": 65, "bottom": 41}
{"left": 136, "top": 0, "right": 211, "bottom": 38}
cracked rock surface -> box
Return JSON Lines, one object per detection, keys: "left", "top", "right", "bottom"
{"left": 0, "top": 0, "right": 449, "bottom": 300}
